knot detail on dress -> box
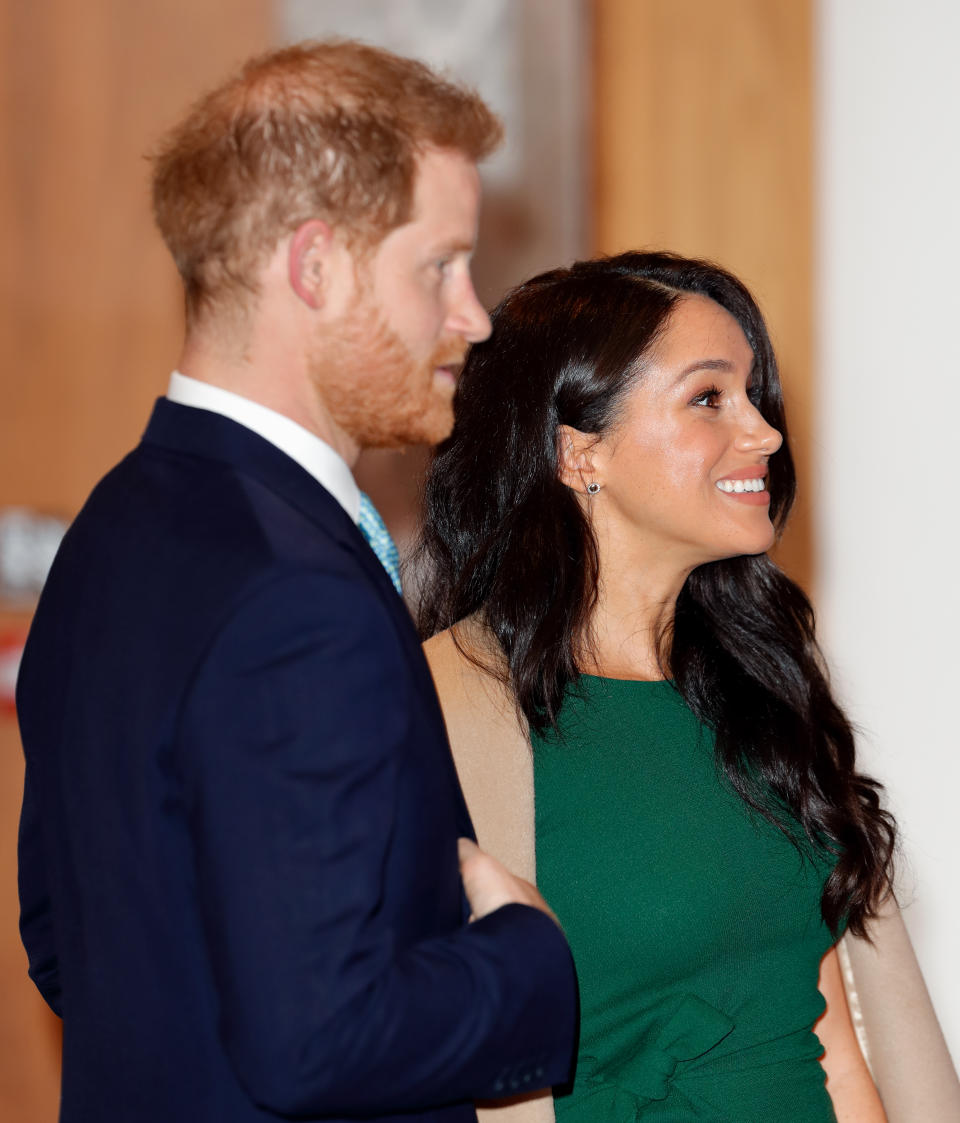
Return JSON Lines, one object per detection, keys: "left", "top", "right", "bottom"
{"left": 577, "top": 993, "right": 734, "bottom": 1117}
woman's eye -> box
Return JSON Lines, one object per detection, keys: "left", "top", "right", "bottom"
{"left": 691, "top": 386, "right": 722, "bottom": 408}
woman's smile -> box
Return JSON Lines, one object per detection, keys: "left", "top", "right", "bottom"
{"left": 715, "top": 466, "right": 770, "bottom": 504}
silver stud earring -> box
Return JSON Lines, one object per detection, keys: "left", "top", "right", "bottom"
{"left": 586, "top": 482, "right": 601, "bottom": 495}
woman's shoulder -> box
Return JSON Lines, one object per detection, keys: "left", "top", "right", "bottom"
{"left": 422, "top": 617, "right": 484, "bottom": 675}
{"left": 423, "top": 618, "right": 536, "bottom": 875}
{"left": 423, "top": 617, "right": 516, "bottom": 718}
{"left": 423, "top": 614, "right": 499, "bottom": 664}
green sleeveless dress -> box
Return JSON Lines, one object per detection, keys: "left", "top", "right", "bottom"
{"left": 532, "top": 676, "right": 839, "bottom": 1122}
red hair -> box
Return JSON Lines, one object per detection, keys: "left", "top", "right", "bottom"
{"left": 151, "top": 40, "right": 502, "bottom": 324}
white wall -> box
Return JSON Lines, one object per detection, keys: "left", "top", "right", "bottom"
{"left": 816, "top": 0, "right": 960, "bottom": 1065}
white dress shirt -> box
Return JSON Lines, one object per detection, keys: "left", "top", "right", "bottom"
{"left": 166, "top": 371, "right": 360, "bottom": 523}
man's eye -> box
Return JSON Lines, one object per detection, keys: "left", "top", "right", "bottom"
{"left": 691, "top": 386, "right": 722, "bottom": 408}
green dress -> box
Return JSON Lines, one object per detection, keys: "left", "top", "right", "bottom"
{"left": 533, "top": 676, "right": 839, "bottom": 1123}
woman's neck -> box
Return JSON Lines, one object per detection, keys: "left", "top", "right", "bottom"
{"left": 579, "top": 532, "right": 694, "bottom": 682}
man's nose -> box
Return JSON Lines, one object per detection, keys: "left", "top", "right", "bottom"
{"left": 449, "top": 278, "right": 492, "bottom": 343}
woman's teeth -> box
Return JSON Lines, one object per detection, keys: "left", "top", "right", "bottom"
{"left": 716, "top": 478, "right": 766, "bottom": 493}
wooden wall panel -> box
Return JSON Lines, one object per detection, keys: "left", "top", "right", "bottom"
{"left": 0, "top": 2, "right": 272, "bottom": 1117}
{"left": 592, "top": 0, "right": 813, "bottom": 586}
{"left": 0, "top": 0, "right": 273, "bottom": 513}
{"left": 0, "top": 641, "right": 60, "bottom": 1120}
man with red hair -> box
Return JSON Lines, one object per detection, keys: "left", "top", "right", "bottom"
{"left": 17, "top": 41, "right": 577, "bottom": 1123}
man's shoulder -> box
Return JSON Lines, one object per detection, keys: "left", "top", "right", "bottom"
{"left": 47, "top": 433, "right": 371, "bottom": 653}
{"left": 90, "top": 433, "right": 348, "bottom": 564}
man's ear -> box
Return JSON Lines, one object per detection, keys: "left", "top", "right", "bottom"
{"left": 557, "top": 423, "right": 601, "bottom": 494}
{"left": 288, "top": 219, "right": 338, "bottom": 310}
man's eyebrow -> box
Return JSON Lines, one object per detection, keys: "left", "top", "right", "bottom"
{"left": 427, "top": 234, "right": 476, "bottom": 254}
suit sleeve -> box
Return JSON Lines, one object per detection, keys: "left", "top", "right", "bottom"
{"left": 17, "top": 763, "right": 62, "bottom": 1016}
{"left": 178, "top": 569, "right": 577, "bottom": 1118}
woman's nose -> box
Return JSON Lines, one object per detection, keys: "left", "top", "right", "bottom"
{"left": 736, "top": 405, "right": 783, "bottom": 455}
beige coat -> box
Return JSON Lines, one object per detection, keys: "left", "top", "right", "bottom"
{"left": 424, "top": 624, "right": 960, "bottom": 1123}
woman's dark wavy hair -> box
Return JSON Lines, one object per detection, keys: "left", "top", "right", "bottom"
{"left": 416, "top": 250, "right": 895, "bottom": 938}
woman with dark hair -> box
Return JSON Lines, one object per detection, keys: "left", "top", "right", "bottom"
{"left": 418, "top": 252, "right": 915, "bottom": 1120}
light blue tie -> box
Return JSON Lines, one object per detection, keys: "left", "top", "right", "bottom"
{"left": 357, "top": 492, "right": 402, "bottom": 595}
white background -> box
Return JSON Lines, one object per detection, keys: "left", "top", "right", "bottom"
{"left": 816, "top": 0, "right": 960, "bottom": 1064}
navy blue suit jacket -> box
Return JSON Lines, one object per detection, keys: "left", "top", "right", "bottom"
{"left": 17, "top": 400, "right": 577, "bottom": 1122}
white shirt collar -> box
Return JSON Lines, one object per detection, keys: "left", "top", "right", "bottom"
{"left": 166, "top": 371, "right": 360, "bottom": 523}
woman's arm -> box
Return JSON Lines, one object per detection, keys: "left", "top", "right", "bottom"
{"left": 817, "top": 946, "right": 887, "bottom": 1121}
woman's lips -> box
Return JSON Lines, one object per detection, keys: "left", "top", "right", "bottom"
{"left": 718, "top": 465, "right": 769, "bottom": 481}
{"left": 715, "top": 467, "right": 770, "bottom": 505}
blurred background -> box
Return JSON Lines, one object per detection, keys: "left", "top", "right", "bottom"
{"left": 0, "top": 0, "right": 956, "bottom": 1114}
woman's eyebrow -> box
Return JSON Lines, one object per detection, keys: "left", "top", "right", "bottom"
{"left": 676, "top": 358, "right": 736, "bottom": 382}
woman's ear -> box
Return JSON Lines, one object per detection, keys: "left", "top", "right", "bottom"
{"left": 557, "top": 424, "right": 601, "bottom": 494}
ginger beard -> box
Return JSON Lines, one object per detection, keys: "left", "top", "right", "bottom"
{"left": 313, "top": 293, "right": 466, "bottom": 451}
